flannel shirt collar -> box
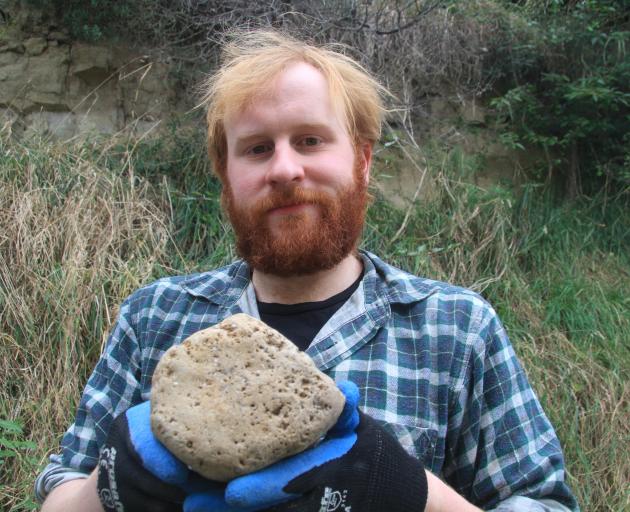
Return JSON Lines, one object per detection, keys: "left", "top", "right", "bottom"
{"left": 178, "top": 252, "right": 439, "bottom": 371}
{"left": 178, "top": 250, "right": 435, "bottom": 308}
{"left": 304, "top": 251, "right": 437, "bottom": 370}
{"left": 362, "top": 250, "right": 438, "bottom": 305}
{"left": 180, "top": 259, "right": 251, "bottom": 306}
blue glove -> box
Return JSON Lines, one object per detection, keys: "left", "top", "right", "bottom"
{"left": 223, "top": 380, "right": 428, "bottom": 512}
{"left": 184, "top": 381, "right": 361, "bottom": 512}
{"left": 98, "top": 382, "right": 364, "bottom": 512}
{"left": 97, "top": 401, "right": 247, "bottom": 512}
{"left": 97, "top": 401, "right": 187, "bottom": 512}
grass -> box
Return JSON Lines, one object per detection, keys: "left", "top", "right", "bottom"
{"left": 0, "top": 127, "right": 628, "bottom": 511}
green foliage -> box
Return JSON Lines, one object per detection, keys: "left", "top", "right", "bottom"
{"left": 0, "top": 419, "right": 36, "bottom": 466}
{"left": 0, "top": 419, "right": 38, "bottom": 511}
{"left": 511, "top": 186, "right": 630, "bottom": 370}
{"left": 487, "top": 0, "right": 630, "bottom": 195}
{"left": 25, "top": 0, "right": 136, "bottom": 41}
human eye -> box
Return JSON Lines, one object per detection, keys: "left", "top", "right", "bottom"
{"left": 297, "top": 136, "right": 323, "bottom": 148}
{"left": 246, "top": 142, "right": 273, "bottom": 157}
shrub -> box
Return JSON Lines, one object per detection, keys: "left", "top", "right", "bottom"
{"left": 24, "top": 0, "right": 136, "bottom": 41}
{"left": 487, "top": 0, "right": 630, "bottom": 195}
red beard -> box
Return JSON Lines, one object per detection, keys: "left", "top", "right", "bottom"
{"left": 223, "top": 174, "right": 368, "bottom": 276}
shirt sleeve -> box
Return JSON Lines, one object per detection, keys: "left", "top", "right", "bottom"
{"left": 487, "top": 496, "right": 575, "bottom": 511}
{"left": 443, "top": 300, "right": 579, "bottom": 511}
{"left": 33, "top": 456, "right": 89, "bottom": 503}
{"left": 34, "top": 296, "right": 144, "bottom": 502}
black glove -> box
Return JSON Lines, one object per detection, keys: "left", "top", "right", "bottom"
{"left": 223, "top": 382, "right": 428, "bottom": 512}
{"left": 97, "top": 401, "right": 187, "bottom": 512}
{"left": 271, "top": 411, "right": 428, "bottom": 512}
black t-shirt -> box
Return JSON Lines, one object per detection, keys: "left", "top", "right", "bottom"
{"left": 258, "top": 273, "right": 362, "bottom": 351}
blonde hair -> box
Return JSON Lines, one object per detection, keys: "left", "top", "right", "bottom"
{"left": 200, "top": 30, "right": 387, "bottom": 177}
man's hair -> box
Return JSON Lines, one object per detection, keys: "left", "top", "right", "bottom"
{"left": 199, "top": 30, "right": 387, "bottom": 178}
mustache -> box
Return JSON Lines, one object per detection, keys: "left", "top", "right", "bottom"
{"left": 254, "top": 187, "right": 332, "bottom": 213}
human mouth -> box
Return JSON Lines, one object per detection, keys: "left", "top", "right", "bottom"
{"left": 268, "top": 203, "right": 310, "bottom": 215}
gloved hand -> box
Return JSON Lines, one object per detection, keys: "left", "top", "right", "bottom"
{"left": 97, "top": 400, "right": 188, "bottom": 512}
{"left": 187, "top": 381, "right": 428, "bottom": 512}
{"left": 252, "top": 409, "right": 428, "bottom": 512}
{"left": 183, "top": 381, "right": 359, "bottom": 512}
{"left": 97, "top": 401, "right": 248, "bottom": 512}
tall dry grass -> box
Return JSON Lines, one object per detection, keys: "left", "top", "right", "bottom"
{"left": 0, "top": 128, "right": 628, "bottom": 511}
{"left": 0, "top": 131, "right": 172, "bottom": 510}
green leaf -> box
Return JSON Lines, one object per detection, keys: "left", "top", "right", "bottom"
{"left": 12, "top": 440, "right": 37, "bottom": 450}
{"left": 0, "top": 419, "right": 24, "bottom": 434}
{"left": 0, "top": 437, "right": 18, "bottom": 449}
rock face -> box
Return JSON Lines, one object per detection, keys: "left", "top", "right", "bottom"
{"left": 0, "top": 4, "right": 183, "bottom": 139}
{"left": 151, "top": 313, "right": 345, "bottom": 482}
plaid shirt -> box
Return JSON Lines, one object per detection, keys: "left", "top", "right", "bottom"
{"left": 36, "top": 251, "right": 578, "bottom": 511}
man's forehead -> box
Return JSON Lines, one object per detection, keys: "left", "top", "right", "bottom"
{"left": 223, "top": 61, "right": 348, "bottom": 132}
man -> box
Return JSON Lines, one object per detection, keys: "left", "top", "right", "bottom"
{"left": 36, "top": 30, "right": 578, "bottom": 511}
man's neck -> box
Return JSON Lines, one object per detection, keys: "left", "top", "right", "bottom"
{"left": 251, "top": 253, "right": 363, "bottom": 304}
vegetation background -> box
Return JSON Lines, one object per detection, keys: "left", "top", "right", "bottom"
{"left": 1, "top": 0, "right": 628, "bottom": 510}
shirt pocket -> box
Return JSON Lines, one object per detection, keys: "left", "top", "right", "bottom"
{"left": 379, "top": 421, "right": 438, "bottom": 465}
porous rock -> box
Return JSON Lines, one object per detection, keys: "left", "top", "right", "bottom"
{"left": 151, "top": 313, "right": 345, "bottom": 482}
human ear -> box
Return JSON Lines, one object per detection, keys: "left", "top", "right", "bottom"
{"left": 356, "top": 142, "right": 373, "bottom": 185}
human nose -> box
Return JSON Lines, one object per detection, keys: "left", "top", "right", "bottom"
{"left": 265, "top": 142, "right": 304, "bottom": 185}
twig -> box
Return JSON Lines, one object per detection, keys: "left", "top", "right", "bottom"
{"left": 389, "top": 127, "right": 429, "bottom": 243}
